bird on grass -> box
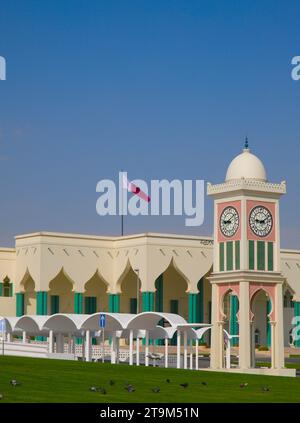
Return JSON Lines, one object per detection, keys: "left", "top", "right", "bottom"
{"left": 10, "top": 380, "right": 20, "bottom": 387}
{"left": 166, "top": 379, "right": 171, "bottom": 383}
{"left": 89, "top": 386, "right": 98, "bottom": 392}
{"left": 201, "top": 382, "right": 207, "bottom": 386}
{"left": 262, "top": 386, "right": 270, "bottom": 392}
{"left": 98, "top": 387, "right": 107, "bottom": 395}
{"left": 0, "top": 393, "right": 3, "bottom": 400}
{"left": 240, "top": 383, "right": 248, "bottom": 388}
{"left": 125, "top": 384, "right": 135, "bottom": 393}
{"left": 109, "top": 380, "right": 115, "bottom": 386}
{"left": 152, "top": 387, "right": 160, "bottom": 393}
{"left": 180, "top": 382, "right": 189, "bottom": 388}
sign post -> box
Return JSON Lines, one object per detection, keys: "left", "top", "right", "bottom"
{"left": 99, "top": 314, "right": 106, "bottom": 364}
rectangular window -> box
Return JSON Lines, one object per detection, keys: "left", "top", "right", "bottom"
{"left": 170, "top": 299, "right": 178, "bottom": 314}
{"left": 268, "top": 242, "right": 274, "bottom": 271}
{"left": 3, "top": 284, "right": 10, "bottom": 297}
{"left": 226, "top": 241, "right": 233, "bottom": 271}
{"left": 235, "top": 241, "right": 240, "bottom": 270}
{"left": 85, "top": 296, "right": 97, "bottom": 314}
{"left": 249, "top": 240, "right": 255, "bottom": 270}
{"left": 219, "top": 242, "right": 224, "bottom": 271}
{"left": 130, "top": 298, "right": 137, "bottom": 314}
{"left": 50, "top": 295, "right": 59, "bottom": 314}
{"left": 257, "top": 241, "right": 265, "bottom": 270}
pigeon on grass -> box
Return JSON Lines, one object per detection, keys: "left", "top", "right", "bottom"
{"left": 180, "top": 382, "right": 189, "bottom": 388}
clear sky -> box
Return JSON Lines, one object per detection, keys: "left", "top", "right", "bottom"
{"left": 0, "top": 0, "right": 299, "bottom": 248}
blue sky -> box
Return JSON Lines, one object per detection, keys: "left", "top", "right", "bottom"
{"left": 0, "top": 0, "right": 299, "bottom": 247}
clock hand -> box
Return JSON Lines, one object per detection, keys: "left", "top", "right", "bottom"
{"left": 255, "top": 219, "right": 266, "bottom": 224}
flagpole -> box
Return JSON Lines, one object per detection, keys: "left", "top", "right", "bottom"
{"left": 121, "top": 170, "right": 124, "bottom": 236}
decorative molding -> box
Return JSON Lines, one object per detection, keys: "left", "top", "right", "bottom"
{"left": 207, "top": 179, "right": 286, "bottom": 195}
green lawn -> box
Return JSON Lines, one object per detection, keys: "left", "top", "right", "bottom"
{"left": 0, "top": 356, "right": 300, "bottom": 403}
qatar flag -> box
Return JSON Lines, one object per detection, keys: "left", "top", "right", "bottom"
{"left": 122, "top": 174, "right": 151, "bottom": 203}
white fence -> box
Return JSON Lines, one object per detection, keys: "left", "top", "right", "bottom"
{"left": 1, "top": 341, "right": 49, "bottom": 358}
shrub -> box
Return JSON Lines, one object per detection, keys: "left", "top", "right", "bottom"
{"left": 258, "top": 345, "right": 269, "bottom": 351}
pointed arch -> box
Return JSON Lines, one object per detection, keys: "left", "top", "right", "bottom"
{"left": 83, "top": 270, "right": 109, "bottom": 313}
{"left": 48, "top": 268, "right": 75, "bottom": 314}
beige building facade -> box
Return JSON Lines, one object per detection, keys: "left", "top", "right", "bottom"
{"left": 0, "top": 145, "right": 299, "bottom": 359}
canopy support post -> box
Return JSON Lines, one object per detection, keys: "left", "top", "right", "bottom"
{"left": 176, "top": 330, "right": 181, "bottom": 369}
{"left": 164, "top": 337, "right": 168, "bottom": 368}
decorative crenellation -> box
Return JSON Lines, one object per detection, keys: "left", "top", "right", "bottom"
{"left": 207, "top": 179, "right": 286, "bottom": 195}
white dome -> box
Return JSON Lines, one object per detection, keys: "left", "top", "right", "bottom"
{"left": 225, "top": 148, "right": 267, "bottom": 182}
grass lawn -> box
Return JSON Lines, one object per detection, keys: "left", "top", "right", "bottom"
{"left": 0, "top": 356, "right": 300, "bottom": 403}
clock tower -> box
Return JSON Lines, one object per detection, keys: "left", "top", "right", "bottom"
{"left": 207, "top": 140, "right": 295, "bottom": 376}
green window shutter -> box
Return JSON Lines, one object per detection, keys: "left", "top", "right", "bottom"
{"left": 235, "top": 241, "right": 240, "bottom": 270}
{"left": 196, "top": 278, "right": 204, "bottom": 323}
{"left": 249, "top": 240, "right": 255, "bottom": 270}
{"left": 219, "top": 243, "right": 225, "bottom": 271}
{"left": 36, "top": 292, "right": 48, "bottom": 315}
{"left": 188, "top": 293, "right": 197, "bottom": 323}
{"left": 155, "top": 275, "right": 164, "bottom": 312}
{"left": 226, "top": 241, "right": 233, "bottom": 271}
{"left": 268, "top": 242, "right": 274, "bottom": 271}
{"left": 9, "top": 283, "right": 13, "bottom": 297}
{"left": 170, "top": 299, "right": 178, "bottom": 314}
{"left": 51, "top": 295, "right": 59, "bottom": 314}
{"left": 130, "top": 298, "right": 137, "bottom": 314}
{"left": 91, "top": 297, "right": 97, "bottom": 313}
{"left": 257, "top": 241, "right": 265, "bottom": 271}
{"left": 85, "top": 297, "right": 90, "bottom": 314}
{"left": 294, "top": 302, "right": 300, "bottom": 347}
{"left": 0, "top": 282, "right": 2, "bottom": 297}
{"left": 16, "top": 293, "right": 24, "bottom": 317}
{"left": 108, "top": 294, "right": 120, "bottom": 313}
{"left": 230, "top": 295, "right": 239, "bottom": 346}
{"left": 74, "top": 292, "right": 83, "bottom": 314}
{"left": 85, "top": 296, "right": 97, "bottom": 314}
{"left": 142, "top": 292, "right": 155, "bottom": 312}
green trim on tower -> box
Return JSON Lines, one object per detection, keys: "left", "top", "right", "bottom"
{"left": 16, "top": 293, "right": 24, "bottom": 317}
{"left": 74, "top": 292, "right": 83, "bottom": 314}
{"left": 268, "top": 242, "right": 274, "bottom": 271}
{"left": 257, "top": 241, "right": 265, "bottom": 271}
{"left": 267, "top": 299, "right": 271, "bottom": 348}
{"left": 0, "top": 282, "right": 2, "bottom": 296}
{"left": 249, "top": 240, "right": 255, "bottom": 270}
{"left": 226, "top": 241, "right": 233, "bottom": 271}
{"left": 155, "top": 274, "right": 163, "bottom": 312}
{"left": 230, "top": 295, "right": 239, "bottom": 346}
{"left": 142, "top": 292, "right": 155, "bottom": 312}
{"left": 294, "top": 302, "right": 300, "bottom": 347}
{"left": 36, "top": 291, "right": 48, "bottom": 315}
{"left": 219, "top": 242, "right": 224, "bottom": 271}
{"left": 108, "top": 294, "right": 120, "bottom": 312}
{"left": 235, "top": 241, "right": 240, "bottom": 270}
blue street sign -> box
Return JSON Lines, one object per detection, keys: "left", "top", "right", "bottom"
{"left": 0, "top": 319, "right": 6, "bottom": 332}
{"left": 99, "top": 314, "right": 106, "bottom": 328}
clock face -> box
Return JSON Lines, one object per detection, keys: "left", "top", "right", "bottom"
{"left": 249, "top": 206, "right": 273, "bottom": 237}
{"left": 220, "top": 206, "right": 239, "bottom": 237}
